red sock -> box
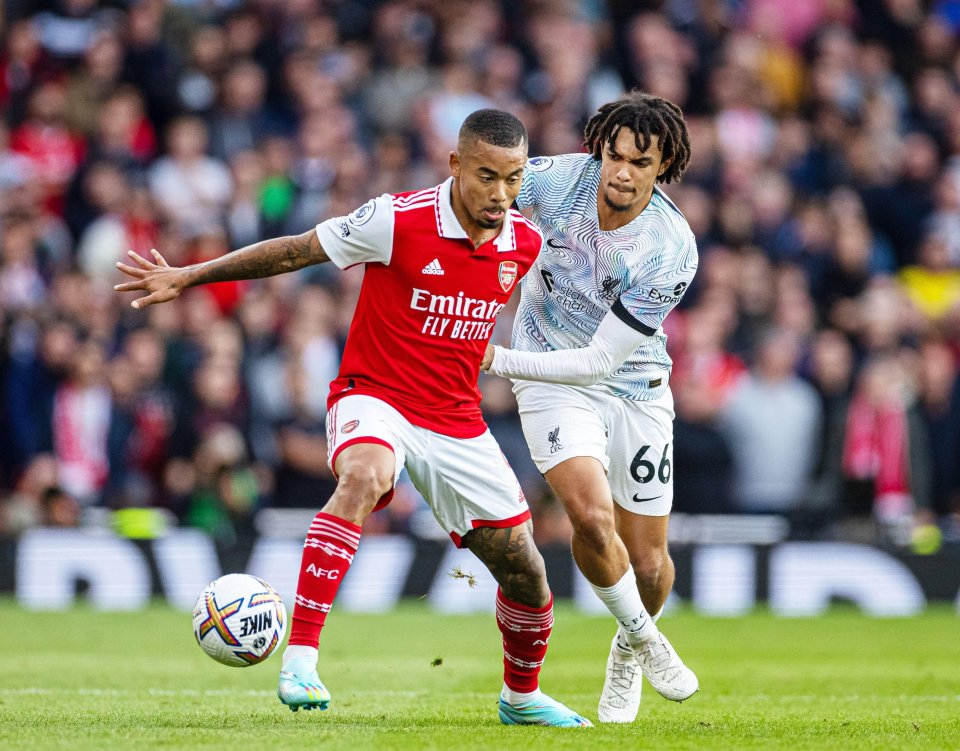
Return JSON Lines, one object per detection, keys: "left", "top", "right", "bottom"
{"left": 496, "top": 589, "right": 554, "bottom": 693}
{"left": 288, "top": 512, "right": 362, "bottom": 647}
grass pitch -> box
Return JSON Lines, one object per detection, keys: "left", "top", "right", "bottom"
{"left": 0, "top": 600, "right": 957, "bottom": 750}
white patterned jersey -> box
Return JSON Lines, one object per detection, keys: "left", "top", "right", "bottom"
{"left": 513, "top": 153, "right": 698, "bottom": 401}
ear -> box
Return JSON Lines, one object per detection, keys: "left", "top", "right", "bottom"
{"left": 449, "top": 151, "right": 461, "bottom": 178}
{"left": 658, "top": 156, "right": 674, "bottom": 177}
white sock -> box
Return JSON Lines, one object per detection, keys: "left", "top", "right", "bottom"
{"left": 592, "top": 570, "right": 657, "bottom": 647}
{"left": 501, "top": 684, "right": 542, "bottom": 705}
{"left": 282, "top": 645, "right": 318, "bottom": 670}
{"left": 616, "top": 605, "right": 664, "bottom": 652}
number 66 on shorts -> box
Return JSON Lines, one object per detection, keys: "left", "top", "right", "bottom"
{"left": 513, "top": 380, "right": 675, "bottom": 517}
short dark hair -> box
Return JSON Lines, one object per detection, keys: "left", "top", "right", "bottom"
{"left": 458, "top": 109, "right": 528, "bottom": 151}
{"left": 583, "top": 91, "right": 691, "bottom": 184}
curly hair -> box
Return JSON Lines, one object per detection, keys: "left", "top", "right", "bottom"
{"left": 583, "top": 91, "right": 691, "bottom": 184}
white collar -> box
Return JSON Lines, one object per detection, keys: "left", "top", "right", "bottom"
{"left": 436, "top": 177, "right": 516, "bottom": 251}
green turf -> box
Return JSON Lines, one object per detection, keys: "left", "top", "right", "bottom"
{"left": 0, "top": 599, "right": 958, "bottom": 750}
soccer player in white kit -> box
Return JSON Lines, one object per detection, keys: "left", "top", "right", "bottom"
{"left": 115, "top": 110, "right": 590, "bottom": 728}
{"left": 482, "top": 91, "right": 699, "bottom": 721}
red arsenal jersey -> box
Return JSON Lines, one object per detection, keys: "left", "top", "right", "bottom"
{"left": 316, "top": 178, "right": 543, "bottom": 438}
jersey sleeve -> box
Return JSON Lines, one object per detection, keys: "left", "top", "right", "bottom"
{"left": 315, "top": 194, "right": 394, "bottom": 269}
{"left": 488, "top": 308, "right": 649, "bottom": 387}
{"left": 615, "top": 233, "right": 698, "bottom": 335}
{"left": 515, "top": 156, "right": 555, "bottom": 212}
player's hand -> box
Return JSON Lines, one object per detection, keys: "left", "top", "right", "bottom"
{"left": 481, "top": 343, "right": 495, "bottom": 371}
{"left": 114, "top": 249, "right": 190, "bottom": 309}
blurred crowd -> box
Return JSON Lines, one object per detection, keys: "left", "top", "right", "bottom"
{"left": 1, "top": 0, "right": 959, "bottom": 550}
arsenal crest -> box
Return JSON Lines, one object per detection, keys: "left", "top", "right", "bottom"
{"left": 341, "top": 420, "right": 359, "bottom": 434}
{"left": 498, "top": 261, "right": 518, "bottom": 292}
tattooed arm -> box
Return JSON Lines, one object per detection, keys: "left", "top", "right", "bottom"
{"left": 463, "top": 521, "right": 550, "bottom": 607}
{"left": 114, "top": 229, "right": 328, "bottom": 309}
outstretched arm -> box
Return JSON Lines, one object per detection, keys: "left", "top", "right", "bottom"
{"left": 481, "top": 306, "right": 651, "bottom": 387}
{"left": 114, "top": 229, "right": 328, "bottom": 309}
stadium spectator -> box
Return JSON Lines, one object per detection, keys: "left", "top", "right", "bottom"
{"left": 148, "top": 116, "right": 233, "bottom": 234}
{"left": 51, "top": 338, "right": 111, "bottom": 506}
{"left": 672, "top": 369, "right": 735, "bottom": 515}
{"left": 825, "top": 354, "right": 934, "bottom": 544}
{"left": 175, "top": 24, "right": 227, "bottom": 116}
{"left": 803, "top": 326, "right": 856, "bottom": 530}
{"left": 5, "top": 318, "right": 79, "bottom": 474}
{"left": 39, "top": 483, "right": 80, "bottom": 527}
{"left": 0, "top": 454, "right": 60, "bottom": 536}
{"left": 674, "top": 297, "right": 746, "bottom": 397}
{"left": 180, "top": 421, "right": 262, "bottom": 547}
{"left": 105, "top": 327, "right": 175, "bottom": 509}
{"left": 0, "top": 20, "right": 56, "bottom": 126}
{"left": 720, "top": 327, "right": 822, "bottom": 514}
{"left": 74, "top": 163, "right": 153, "bottom": 283}
{"left": 64, "top": 30, "right": 125, "bottom": 137}
{"left": 10, "top": 81, "right": 86, "bottom": 215}
{"left": 898, "top": 227, "right": 960, "bottom": 324}
{"left": 224, "top": 149, "right": 265, "bottom": 249}
{"left": 208, "top": 59, "right": 276, "bottom": 161}
{"left": 32, "top": 0, "right": 115, "bottom": 65}
{"left": 916, "top": 340, "right": 960, "bottom": 520}
{"left": 121, "top": 0, "right": 179, "bottom": 127}
{"left": 269, "top": 355, "right": 338, "bottom": 510}
{"left": 0, "top": 212, "right": 46, "bottom": 310}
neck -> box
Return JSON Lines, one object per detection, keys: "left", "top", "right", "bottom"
{"left": 450, "top": 178, "right": 499, "bottom": 247}
{"left": 596, "top": 186, "right": 654, "bottom": 231}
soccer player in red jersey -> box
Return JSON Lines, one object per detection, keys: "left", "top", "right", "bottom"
{"left": 115, "top": 110, "right": 590, "bottom": 728}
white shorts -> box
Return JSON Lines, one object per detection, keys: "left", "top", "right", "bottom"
{"left": 326, "top": 395, "right": 530, "bottom": 546}
{"left": 512, "top": 380, "right": 675, "bottom": 516}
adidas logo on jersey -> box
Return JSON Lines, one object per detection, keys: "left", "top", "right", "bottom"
{"left": 422, "top": 259, "right": 445, "bottom": 275}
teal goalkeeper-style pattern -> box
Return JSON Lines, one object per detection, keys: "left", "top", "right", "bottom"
{"left": 513, "top": 153, "right": 698, "bottom": 401}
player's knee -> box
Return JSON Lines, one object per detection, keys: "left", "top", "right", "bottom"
{"left": 504, "top": 563, "right": 550, "bottom": 607}
{"left": 568, "top": 504, "right": 616, "bottom": 550}
{"left": 513, "top": 548, "right": 547, "bottom": 581}
{"left": 631, "top": 549, "right": 669, "bottom": 592}
{"left": 471, "top": 529, "right": 550, "bottom": 606}
{"left": 332, "top": 463, "right": 393, "bottom": 506}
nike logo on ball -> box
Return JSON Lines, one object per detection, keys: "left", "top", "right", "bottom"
{"left": 632, "top": 494, "right": 663, "bottom": 503}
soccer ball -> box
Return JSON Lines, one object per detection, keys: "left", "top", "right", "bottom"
{"left": 192, "top": 574, "right": 287, "bottom": 667}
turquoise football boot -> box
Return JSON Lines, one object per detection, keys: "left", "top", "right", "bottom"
{"left": 498, "top": 693, "right": 593, "bottom": 727}
{"left": 277, "top": 656, "right": 331, "bottom": 712}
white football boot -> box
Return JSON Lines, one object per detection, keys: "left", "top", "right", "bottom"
{"left": 633, "top": 629, "right": 698, "bottom": 702}
{"left": 598, "top": 629, "right": 643, "bottom": 723}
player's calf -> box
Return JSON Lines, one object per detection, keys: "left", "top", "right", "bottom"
{"left": 466, "top": 524, "right": 591, "bottom": 726}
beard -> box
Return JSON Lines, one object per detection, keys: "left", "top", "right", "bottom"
{"left": 474, "top": 213, "right": 504, "bottom": 229}
{"left": 603, "top": 189, "right": 634, "bottom": 213}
